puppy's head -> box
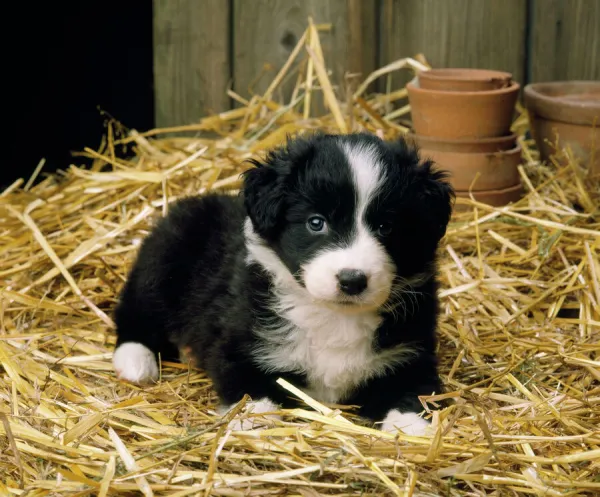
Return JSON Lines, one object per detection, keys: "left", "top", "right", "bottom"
{"left": 243, "top": 132, "right": 453, "bottom": 311}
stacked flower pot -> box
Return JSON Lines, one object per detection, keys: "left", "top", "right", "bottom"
{"left": 524, "top": 81, "right": 600, "bottom": 176}
{"left": 407, "top": 69, "right": 523, "bottom": 209}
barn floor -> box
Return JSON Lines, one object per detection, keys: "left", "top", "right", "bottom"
{"left": 1, "top": 27, "right": 600, "bottom": 497}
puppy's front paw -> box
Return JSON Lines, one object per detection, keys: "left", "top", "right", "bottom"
{"left": 220, "top": 398, "right": 282, "bottom": 431}
{"left": 113, "top": 342, "right": 159, "bottom": 384}
{"left": 381, "top": 410, "right": 432, "bottom": 437}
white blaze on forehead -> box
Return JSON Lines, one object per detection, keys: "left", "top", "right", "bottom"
{"left": 340, "top": 141, "right": 384, "bottom": 218}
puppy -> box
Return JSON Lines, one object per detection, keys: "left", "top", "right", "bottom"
{"left": 112, "top": 132, "right": 453, "bottom": 435}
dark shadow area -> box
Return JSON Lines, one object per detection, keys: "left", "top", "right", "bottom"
{"left": 2, "top": 1, "right": 154, "bottom": 189}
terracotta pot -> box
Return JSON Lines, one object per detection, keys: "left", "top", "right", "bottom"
{"left": 419, "top": 144, "right": 522, "bottom": 191}
{"left": 419, "top": 68, "right": 512, "bottom": 92}
{"left": 454, "top": 183, "right": 524, "bottom": 211}
{"left": 406, "top": 132, "right": 517, "bottom": 154}
{"left": 407, "top": 79, "right": 520, "bottom": 139}
{"left": 524, "top": 81, "right": 600, "bottom": 174}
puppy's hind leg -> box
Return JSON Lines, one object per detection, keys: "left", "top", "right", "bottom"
{"left": 113, "top": 341, "right": 159, "bottom": 384}
{"left": 112, "top": 287, "right": 178, "bottom": 385}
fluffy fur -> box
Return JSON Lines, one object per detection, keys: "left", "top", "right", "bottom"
{"left": 113, "top": 132, "right": 454, "bottom": 435}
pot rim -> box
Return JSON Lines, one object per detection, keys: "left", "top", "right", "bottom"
{"left": 419, "top": 68, "right": 512, "bottom": 83}
{"left": 421, "top": 143, "right": 522, "bottom": 158}
{"left": 407, "top": 78, "right": 520, "bottom": 97}
{"left": 406, "top": 132, "right": 518, "bottom": 146}
{"left": 455, "top": 182, "right": 523, "bottom": 195}
{"left": 524, "top": 81, "right": 600, "bottom": 125}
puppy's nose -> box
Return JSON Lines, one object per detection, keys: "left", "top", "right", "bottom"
{"left": 337, "top": 269, "right": 368, "bottom": 296}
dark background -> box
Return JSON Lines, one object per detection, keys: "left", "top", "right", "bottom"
{"left": 2, "top": 2, "right": 154, "bottom": 189}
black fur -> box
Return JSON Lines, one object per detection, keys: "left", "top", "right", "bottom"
{"left": 114, "top": 132, "right": 454, "bottom": 423}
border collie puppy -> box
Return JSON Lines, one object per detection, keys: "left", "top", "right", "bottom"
{"left": 112, "top": 132, "right": 453, "bottom": 436}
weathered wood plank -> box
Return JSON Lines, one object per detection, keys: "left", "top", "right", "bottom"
{"left": 530, "top": 0, "right": 600, "bottom": 82}
{"left": 153, "top": 0, "right": 231, "bottom": 127}
{"left": 348, "top": 0, "right": 378, "bottom": 80}
{"left": 232, "top": 0, "right": 377, "bottom": 106}
{"left": 380, "top": 0, "right": 527, "bottom": 87}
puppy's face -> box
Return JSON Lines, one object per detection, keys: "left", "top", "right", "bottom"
{"left": 243, "top": 133, "right": 454, "bottom": 311}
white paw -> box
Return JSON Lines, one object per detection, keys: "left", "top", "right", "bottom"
{"left": 220, "top": 398, "right": 281, "bottom": 431}
{"left": 113, "top": 342, "right": 159, "bottom": 384}
{"left": 381, "top": 410, "right": 432, "bottom": 436}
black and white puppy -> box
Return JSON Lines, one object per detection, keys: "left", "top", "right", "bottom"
{"left": 112, "top": 132, "right": 453, "bottom": 435}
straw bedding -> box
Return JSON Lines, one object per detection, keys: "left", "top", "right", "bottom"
{"left": 1, "top": 22, "right": 599, "bottom": 497}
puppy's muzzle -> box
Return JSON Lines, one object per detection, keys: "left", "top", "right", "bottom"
{"left": 336, "top": 269, "right": 368, "bottom": 296}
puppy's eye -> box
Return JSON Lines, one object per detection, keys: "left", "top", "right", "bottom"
{"left": 378, "top": 222, "right": 393, "bottom": 237}
{"left": 307, "top": 215, "right": 327, "bottom": 233}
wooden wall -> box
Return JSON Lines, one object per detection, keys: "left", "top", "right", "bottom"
{"left": 529, "top": 0, "right": 600, "bottom": 82}
{"left": 153, "top": 0, "right": 231, "bottom": 128}
{"left": 154, "top": 0, "right": 600, "bottom": 127}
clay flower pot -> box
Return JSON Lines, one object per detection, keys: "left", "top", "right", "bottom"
{"left": 419, "top": 68, "right": 512, "bottom": 92}
{"left": 406, "top": 132, "right": 517, "bottom": 154}
{"left": 419, "top": 144, "right": 523, "bottom": 191}
{"left": 454, "top": 183, "right": 524, "bottom": 211}
{"left": 524, "top": 81, "right": 600, "bottom": 174}
{"left": 407, "top": 79, "right": 520, "bottom": 139}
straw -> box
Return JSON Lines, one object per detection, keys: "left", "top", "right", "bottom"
{"left": 1, "top": 20, "right": 599, "bottom": 497}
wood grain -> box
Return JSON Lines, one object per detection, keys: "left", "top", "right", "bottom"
{"left": 153, "top": 0, "right": 231, "bottom": 127}
{"left": 530, "top": 0, "right": 600, "bottom": 82}
{"left": 232, "top": 0, "right": 377, "bottom": 106}
{"left": 380, "top": 0, "right": 528, "bottom": 87}
{"left": 151, "top": 1, "right": 600, "bottom": 126}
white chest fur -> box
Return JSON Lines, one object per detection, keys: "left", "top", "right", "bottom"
{"left": 253, "top": 290, "right": 416, "bottom": 404}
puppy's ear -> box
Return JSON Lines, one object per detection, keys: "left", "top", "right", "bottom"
{"left": 243, "top": 134, "right": 318, "bottom": 239}
{"left": 386, "top": 137, "right": 454, "bottom": 240}
{"left": 242, "top": 159, "right": 286, "bottom": 239}
{"left": 414, "top": 158, "right": 455, "bottom": 240}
